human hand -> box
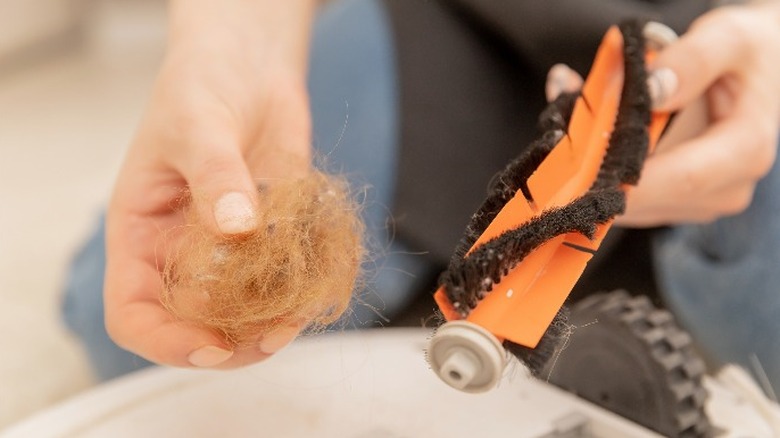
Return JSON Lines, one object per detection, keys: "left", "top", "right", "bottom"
{"left": 546, "top": 6, "right": 780, "bottom": 227}
{"left": 617, "top": 3, "right": 780, "bottom": 226}
{"left": 104, "top": 0, "right": 317, "bottom": 369}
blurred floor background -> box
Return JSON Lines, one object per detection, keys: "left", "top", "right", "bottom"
{"left": 0, "top": 0, "right": 166, "bottom": 428}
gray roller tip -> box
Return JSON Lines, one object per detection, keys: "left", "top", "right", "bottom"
{"left": 428, "top": 321, "right": 507, "bottom": 393}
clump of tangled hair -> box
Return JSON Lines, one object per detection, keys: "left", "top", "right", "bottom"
{"left": 161, "top": 170, "right": 365, "bottom": 346}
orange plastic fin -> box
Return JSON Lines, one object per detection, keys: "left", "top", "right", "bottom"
{"left": 472, "top": 241, "right": 593, "bottom": 347}
{"left": 527, "top": 29, "right": 624, "bottom": 209}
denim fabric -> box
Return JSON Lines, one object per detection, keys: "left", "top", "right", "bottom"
{"left": 61, "top": 216, "right": 152, "bottom": 380}
{"left": 654, "top": 140, "right": 780, "bottom": 393}
{"left": 308, "top": 0, "right": 432, "bottom": 329}
{"left": 61, "top": 0, "right": 429, "bottom": 380}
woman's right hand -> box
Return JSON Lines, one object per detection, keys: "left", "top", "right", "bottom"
{"left": 104, "top": 0, "right": 318, "bottom": 369}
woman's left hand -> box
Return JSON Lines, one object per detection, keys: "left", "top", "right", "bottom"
{"left": 617, "top": 2, "right": 780, "bottom": 226}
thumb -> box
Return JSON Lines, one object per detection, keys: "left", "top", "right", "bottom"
{"left": 180, "top": 128, "right": 260, "bottom": 236}
{"left": 647, "top": 12, "right": 744, "bottom": 112}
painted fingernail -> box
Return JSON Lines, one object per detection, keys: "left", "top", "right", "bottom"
{"left": 546, "top": 64, "right": 571, "bottom": 101}
{"left": 647, "top": 68, "right": 678, "bottom": 109}
{"left": 188, "top": 346, "right": 234, "bottom": 367}
{"left": 214, "top": 192, "right": 256, "bottom": 234}
{"left": 259, "top": 325, "right": 300, "bottom": 354}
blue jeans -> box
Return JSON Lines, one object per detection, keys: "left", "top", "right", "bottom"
{"left": 64, "top": 0, "right": 780, "bottom": 392}
{"left": 654, "top": 158, "right": 780, "bottom": 391}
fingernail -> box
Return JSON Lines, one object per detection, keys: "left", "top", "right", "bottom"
{"left": 647, "top": 68, "right": 678, "bottom": 109}
{"left": 214, "top": 192, "right": 256, "bottom": 234}
{"left": 259, "top": 325, "right": 300, "bottom": 354}
{"left": 188, "top": 345, "right": 234, "bottom": 367}
{"left": 546, "top": 64, "right": 571, "bottom": 101}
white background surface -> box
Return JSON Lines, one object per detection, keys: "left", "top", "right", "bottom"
{"left": 0, "top": 0, "right": 167, "bottom": 428}
{"left": 2, "top": 330, "right": 663, "bottom": 438}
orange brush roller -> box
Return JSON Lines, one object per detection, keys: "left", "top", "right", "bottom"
{"left": 427, "top": 21, "right": 678, "bottom": 393}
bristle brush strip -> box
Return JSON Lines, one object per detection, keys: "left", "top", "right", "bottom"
{"left": 592, "top": 19, "right": 651, "bottom": 190}
{"left": 441, "top": 189, "right": 625, "bottom": 315}
{"left": 537, "top": 91, "right": 580, "bottom": 134}
{"left": 448, "top": 93, "right": 579, "bottom": 265}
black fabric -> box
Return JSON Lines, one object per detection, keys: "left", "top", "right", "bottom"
{"left": 383, "top": 0, "right": 542, "bottom": 262}
{"left": 382, "top": 0, "right": 709, "bottom": 272}
{"left": 445, "top": 1, "right": 710, "bottom": 77}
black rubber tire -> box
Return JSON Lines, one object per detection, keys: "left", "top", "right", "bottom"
{"left": 543, "top": 290, "right": 713, "bottom": 437}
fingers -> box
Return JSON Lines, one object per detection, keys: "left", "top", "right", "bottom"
{"left": 651, "top": 95, "right": 709, "bottom": 155}
{"left": 545, "top": 64, "right": 584, "bottom": 102}
{"left": 648, "top": 8, "right": 757, "bottom": 111}
{"left": 618, "top": 100, "right": 776, "bottom": 227}
{"left": 106, "top": 288, "right": 233, "bottom": 368}
{"left": 623, "top": 5, "right": 780, "bottom": 227}
{"left": 170, "top": 80, "right": 312, "bottom": 238}
{"left": 101, "top": 9, "right": 319, "bottom": 369}
{"left": 618, "top": 184, "right": 757, "bottom": 227}
{"left": 258, "top": 324, "right": 303, "bottom": 355}
{"left": 104, "top": 129, "right": 303, "bottom": 369}
{"left": 104, "top": 245, "right": 300, "bottom": 368}
{"left": 172, "top": 120, "right": 261, "bottom": 236}
{"left": 106, "top": 300, "right": 290, "bottom": 369}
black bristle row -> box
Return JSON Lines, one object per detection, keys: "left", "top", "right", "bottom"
{"left": 593, "top": 19, "right": 651, "bottom": 190}
{"left": 441, "top": 188, "right": 625, "bottom": 315}
{"left": 495, "top": 129, "right": 564, "bottom": 205}
{"left": 450, "top": 129, "right": 563, "bottom": 264}
{"left": 449, "top": 92, "right": 579, "bottom": 264}
{"left": 537, "top": 91, "right": 580, "bottom": 134}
